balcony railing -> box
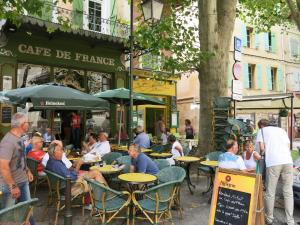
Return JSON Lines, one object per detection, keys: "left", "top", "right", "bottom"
{"left": 29, "top": 3, "right": 130, "bottom": 39}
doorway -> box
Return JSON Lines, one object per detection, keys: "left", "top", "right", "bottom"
{"left": 146, "top": 108, "right": 165, "bottom": 136}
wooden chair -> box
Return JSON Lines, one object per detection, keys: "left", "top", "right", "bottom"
{"left": 86, "top": 178, "right": 131, "bottom": 225}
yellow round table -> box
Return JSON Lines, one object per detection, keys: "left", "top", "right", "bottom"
{"left": 90, "top": 165, "right": 122, "bottom": 174}
{"left": 150, "top": 152, "right": 172, "bottom": 158}
{"left": 200, "top": 160, "right": 218, "bottom": 167}
{"left": 118, "top": 173, "right": 157, "bottom": 184}
{"left": 174, "top": 156, "right": 201, "bottom": 195}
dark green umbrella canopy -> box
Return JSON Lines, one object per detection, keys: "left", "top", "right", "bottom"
{"left": 1, "top": 83, "right": 109, "bottom": 110}
{"left": 93, "top": 88, "right": 165, "bottom": 105}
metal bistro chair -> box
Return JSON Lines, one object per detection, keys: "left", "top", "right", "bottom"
{"left": 85, "top": 178, "right": 131, "bottom": 225}
{"left": 44, "top": 170, "right": 85, "bottom": 225}
{"left": 132, "top": 180, "right": 177, "bottom": 225}
{"left": 154, "top": 159, "right": 170, "bottom": 170}
{"left": 0, "top": 198, "right": 38, "bottom": 224}
{"left": 157, "top": 166, "right": 186, "bottom": 218}
{"left": 102, "top": 152, "right": 122, "bottom": 165}
{"left": 26, "top": 157, "right": 47, "bottom": 197}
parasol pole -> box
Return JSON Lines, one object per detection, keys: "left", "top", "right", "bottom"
{"left": 118, "top": 100, "right": 123, "bottom": 146}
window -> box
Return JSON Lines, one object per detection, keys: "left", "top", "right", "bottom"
{"left": 87, "top": 71, "right": 111, "bottom": 94}
{"left": 17, "top": 64, "right": 50, "bottom": 88}
{"left": 246, "top": 27, "right": 254, "bottom": 48}
{"left": 88, "top": 0, "right": 102, "bottom": 32}
{"left": 248, "top": 64, "right": 255, "bottom": 89}
{"left": 271, "top": 67, "right": 277, "bottom": 90}
{"left": 290, "top": 38, "right": 299, "bottom": 58}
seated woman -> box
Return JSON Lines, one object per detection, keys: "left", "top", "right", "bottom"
{"left": 27, "top": 136, "right": 46, "bottom": 176}
{"left": 160, "top": 127, "right": 170, "bottom": 145}
{"left": 243, "top": 140, "right": 261, "bottom": 172}
{"left": 46, "top": 140, "right": 107, "bottom": 195}
{"left": 166, "top": 135, "right": 184, "bottom": 165}
{"left": 114, "top": 126, "right": 129, "bottom": 142}
{"left": 218, "top": 139, "right": 246, "bottom": 171}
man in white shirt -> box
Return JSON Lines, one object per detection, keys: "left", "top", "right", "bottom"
{"left": 89, "top": 132, "right": 111, "bottom": 157}
{"left": 256, "top": 119, "right": 294, "bottom": 225}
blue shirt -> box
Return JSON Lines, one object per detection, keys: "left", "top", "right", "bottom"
{"left": 218, "top": 152, "right": 246, "bottom": 170}
{"left": 133, "top": 132, "right": 150, "bottom": 148}
{"left": 131, "top": 153, "right": 159, "bottom": 175}
{"left": 25, "top": 143, "right": 32, "bottom": 154}
{"left": 46, "top": 157, "right": 77, "bottom": 181}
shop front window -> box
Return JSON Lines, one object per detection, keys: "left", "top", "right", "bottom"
{"left": 87, "top": 71, "right": 111, "bottom": 94}
{"left": 54, "top": 67, "right": 85, "bottom": 91}
{"left": 17, "top": 63, "right": 50, "bottom": 88}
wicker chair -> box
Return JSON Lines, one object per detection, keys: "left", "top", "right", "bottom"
{"left": 0, "top": 198, "right": 38, "bottom": 224}
{"left": 86, "top": 178, "right": 131, "bottom": 225}
{"left": 44, "top": 170, "right": 85, "bottom": 225}
{"left": 157, "top": 166, "right": 186, "bottom": 217}
{"left": 26, "top": 157, "right": 47, "bottom": 197}
{"left": 132, "top": 181, "right": 177, "bottom": 225}
{"left": 153, "top": 159, "right": 170, "bottom": 170}
{"left": 115, "top": 156, "right": 131, "bottom": 173}
{"left": 102, "top": 152, "right": 122, "bottom": 164}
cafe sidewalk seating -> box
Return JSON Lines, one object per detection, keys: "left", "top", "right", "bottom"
{"left": 102, "top": 152, "right": 122, "bottom": 164}
{"left": 132, "top": 180, "right": 178, "bottom": 225}
{"left": 85, "top": 178, "right": 131, "bottom": 225}
{"left": 44, "top": 170, "right": 85, "bottom": 225}
{"left": 27, "top": 157, "right": 47, "bottom": 197}
{"left": 157, "top": 166, "right": 186, "bottom": 217}
{"left": 198, "top": 151, "right": 223, "bottom": 192}
{"left": 153, "top": 159, "right": 170, "bottom": 170}
{"left": 0, "top": 198, "right": 38, "bottom": 224}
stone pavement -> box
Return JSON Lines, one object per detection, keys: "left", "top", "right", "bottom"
{"left": 33, "top": 172, "right": 300, "bottom": 225}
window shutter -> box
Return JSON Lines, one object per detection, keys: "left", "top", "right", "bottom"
{"left": 73, "top": 0, "right": 83, "bottom": 28}
{"left": 110, "top": 0, "right": 117, "bottom": 35}
{"left": 264, "top": 33, "right": 270, "bottom": 51}
{"left": 243, "top": 63, "right": 249, "bottom": 88}
{"left": 271, "top": 33, "right": 277, "bottom": 53}
{"left": 266, "top": 66, "right": 272, "bottom": 90}
{"left": 256, "top": 64, "right": 262, "bottom": 89}
{"left": 254, "top": 33, "right": 260, "bottom": 49}
{"left": 277, "top": 67, "right": 284, "bottom": 92}
{"left": 228, "top": 64, "right": 232, "bottom": 88}
{"left": 41, "top": 0, "right": 53, "bottom": 21}
{"left": 241, "top": 24, "right": 247, "bottom": 47}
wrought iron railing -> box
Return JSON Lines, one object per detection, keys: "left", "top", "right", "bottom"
{"left": 30, "top": 2, "right": 130, "bottom": 39}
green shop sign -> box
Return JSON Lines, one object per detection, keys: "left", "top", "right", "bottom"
{"left": 2, "top": 32, "right": 125, "bottom": 72}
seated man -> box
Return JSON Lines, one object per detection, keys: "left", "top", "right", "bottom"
{"left": 133, "top": 126, "right": 150, "bottom": 149}
{"left": 84, "top": 132, "right": 111, "bottom": 159}
{"left": 46, "top": 140, "right": 107, "bottom": 194}
{"left": 129, "top": 144, "right": 159, "bottom": 175}
{"left": 43, "top": 128, "right": 56, "bottom": 147}
{"left": 218, "top": 139, "right": 246, "bottom": 171}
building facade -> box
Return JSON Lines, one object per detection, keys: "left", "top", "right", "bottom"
{"left": 177, "top": 18, "right": 300, "bottom": 136}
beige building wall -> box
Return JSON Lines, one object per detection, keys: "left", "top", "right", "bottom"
{"left": 177, "top": 18, "right": 299, "bottom": 133}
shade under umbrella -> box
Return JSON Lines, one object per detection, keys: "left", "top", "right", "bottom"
{"left": 93, "top": 88, "right": 164, "bottom": 105}
{"left": 1, "top": 83, "right": 109, "bottom": 110}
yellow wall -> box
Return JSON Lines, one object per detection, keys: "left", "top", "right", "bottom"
{"left": 133, "top": 78, "right": 176, "bottom": 96}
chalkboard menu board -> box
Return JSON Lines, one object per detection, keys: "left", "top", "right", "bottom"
{"left": 1, "top": 107, "right": 12, "bottom": 123}
{"left": 209, "top": 168, "right": 264, "bottom": 225}
{"left": 214, "top": 187, "right": 250, "bottom": 225}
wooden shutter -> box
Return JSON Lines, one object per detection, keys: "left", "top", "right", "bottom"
{"left": 271, "top": 33, "right": 277, "bottom": 53}
{"left": 241, "top": 24, "right": 247, "bottom": 47}
{"left": 243, "top": 63, "right": 249, "bottom": 89}
{"left": 256, "top": 64, "right": 262, "bottom": 89}
{"left": 266, "top": 66, "right": 272, "bottom": 90}
{"left": 277, "top": 67, "right": 284, "bottom": 92}
{"left": 264, "top": 33, "right": 270, "bottom": 51}
{"left": 254, "top": 33, "right": 260, "bottom": 49}
{"left": 73, "top": 0, "right": 83, "bottom": 28}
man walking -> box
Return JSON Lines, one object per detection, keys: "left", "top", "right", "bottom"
{"left": 0, "top": 113, "right": 34, "bottom": 222}
{"left": 256, "top": 119, "right": 294, "bottom": 225}
{"left": 71, "top": 111, "right": 81, "bottom": 150}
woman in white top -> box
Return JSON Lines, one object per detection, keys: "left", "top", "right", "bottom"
{"left": 166, "top": 135, "right": 184, "bottom": 165}
{"left": 243, "top": 141, "right": 261, "bottom": 172}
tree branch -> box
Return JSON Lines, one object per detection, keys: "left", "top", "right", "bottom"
{"left": 286, "top": 0, "right": 300, "bottom": 30}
